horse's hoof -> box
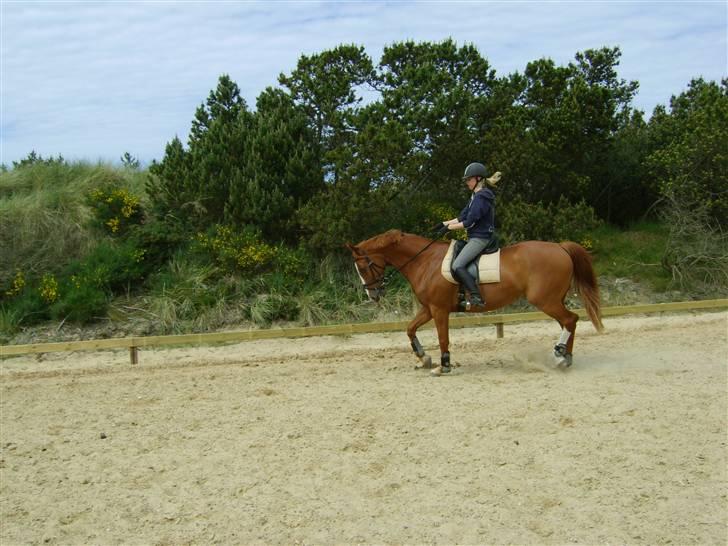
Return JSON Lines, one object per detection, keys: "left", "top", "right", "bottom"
{"left": 415, "top": 355, "right": 433, "bottom": 370}
{"left": 430, "top": 365, "right": 451, "bottom": 377}
{"left": 553, "top": 354, "right": 573, "bottom": 368}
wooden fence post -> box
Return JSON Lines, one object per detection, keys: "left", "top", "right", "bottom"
{"left": 496, "top": 323, "right": 504, "bottom": 338}
{"left": 129, "top": 346, "right": 139, "bottom": 365}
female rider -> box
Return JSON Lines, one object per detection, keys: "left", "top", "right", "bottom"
{"left": 439, "top": 162, "right": 499, "bottom": 311}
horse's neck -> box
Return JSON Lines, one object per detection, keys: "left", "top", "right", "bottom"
{"left": 382, "top": 236, "right": 443, "bottom": 273}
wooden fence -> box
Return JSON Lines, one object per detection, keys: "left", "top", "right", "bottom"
{"left": 1, "top": 299, "right": 726, "bottom": 365}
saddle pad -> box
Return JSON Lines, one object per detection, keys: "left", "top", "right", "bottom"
{"left": 441, "top": 240, "right": 501, "bottom": 285}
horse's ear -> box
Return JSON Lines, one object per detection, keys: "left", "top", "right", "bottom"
{"left": 345, "top": 243, "right": 361, "bottom": 255}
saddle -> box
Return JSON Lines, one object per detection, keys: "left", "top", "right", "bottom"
{"left": 441, "top": 240, "right": 501, "bottom": 285}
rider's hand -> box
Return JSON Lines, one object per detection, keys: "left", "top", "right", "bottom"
{"left": 433, "top": 222, "right": 448, "bottom": 236}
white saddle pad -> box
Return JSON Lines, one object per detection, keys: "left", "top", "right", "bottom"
{"left": 441, "top": 240, "right": 501, "bottom": 285}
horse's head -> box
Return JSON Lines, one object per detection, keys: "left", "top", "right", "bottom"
{"left": 345, "top": 242, "right": 387, "bottom": 302}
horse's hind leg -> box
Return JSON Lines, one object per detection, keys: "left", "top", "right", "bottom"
{"left": 538, "top": 301, "right": 579, "bottom": 368}
{"left": 408, "top": 305, "right": 433, "bottom": 369}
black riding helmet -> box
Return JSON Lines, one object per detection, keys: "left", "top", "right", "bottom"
{"left": 462, "top": 162, "right": 488, "bottom": 180}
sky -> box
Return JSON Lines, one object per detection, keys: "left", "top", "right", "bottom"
{"left": 1, "top": 1, "right": 726, "bottom": 167}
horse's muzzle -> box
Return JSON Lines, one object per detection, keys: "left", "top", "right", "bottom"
{"left": 366, "top": 287, "right": 384, "bottom": 302}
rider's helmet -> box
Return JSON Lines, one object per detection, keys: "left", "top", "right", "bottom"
{"left": 462, "top": 162, "right": 488, "bottom": 181}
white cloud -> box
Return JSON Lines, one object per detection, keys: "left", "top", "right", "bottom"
{"left": 1, "top": 0, "right": 726, "bottom": 165}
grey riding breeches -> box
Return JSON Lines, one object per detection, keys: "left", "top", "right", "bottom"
{"left": 452, "top": 237, "right": 491, "bottom": 275}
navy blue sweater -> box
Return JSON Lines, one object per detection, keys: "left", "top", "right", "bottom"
{"left": 458, "top": 187, "right": 495, "bottom": 239}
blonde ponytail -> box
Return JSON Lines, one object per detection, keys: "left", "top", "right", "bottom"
{"left": 474, "top": 171, "right": 502, "bottom": 192}
{"left": 486, "top": 171, "right": 502, "bottom": 186}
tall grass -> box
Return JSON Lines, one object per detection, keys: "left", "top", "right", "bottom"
{"left": 0, "top": 162, "right": 148, "bottom": 287}
{"left": 120, "top": 250, "right": 421, "bottom": 335}
{"left": 589, "top": 220, "right": 672, "bottom": 291}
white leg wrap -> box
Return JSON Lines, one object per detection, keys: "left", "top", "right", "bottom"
{"left": 558, "top": 329, "right": 571, "bottom": 345}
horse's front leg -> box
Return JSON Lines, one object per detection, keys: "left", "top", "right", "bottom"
{"left": 408, "top": 305, "right": 433, "bottom": 369}
{"left": 430, "top": 307, "right": 452, "bottom": 377}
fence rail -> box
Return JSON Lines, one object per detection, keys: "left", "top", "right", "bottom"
{"left": 1, "top": 299, "right": 726, "bottom": 364}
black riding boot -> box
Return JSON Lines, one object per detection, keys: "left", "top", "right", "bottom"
{"left": 450, "top": 269, "right": 468, "bottom": 311}
{"left": 456, "top": 267, "right": 485, "bottom": 310}
{"left": 451, "top": 269, "right": 467, "bottom": 307}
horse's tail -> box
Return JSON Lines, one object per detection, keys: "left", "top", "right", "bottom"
{"left": 561, "top": 242, "right": 604, "bottom": 332}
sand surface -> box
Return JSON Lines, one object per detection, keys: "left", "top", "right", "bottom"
{"left": 1, "top": 311, "right": 726, "bottom": 545}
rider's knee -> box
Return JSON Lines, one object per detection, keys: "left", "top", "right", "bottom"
{"left": 453, "top": 263, "right": 468, "bottom": 277}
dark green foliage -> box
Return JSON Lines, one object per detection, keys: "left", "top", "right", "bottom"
{"left": 371, "top": 39, "right": 497, "bottom": 204}
{"left": 487, "top": 48, "right": 640, "bottom": 217}
{"left": 50, "top": 281, "right": 108, "bottom": 324}
{"left": 1, "top": 288, "right": 49, "bottom": 327}
{"left": 296, "top": 178, "right": 392, "bottom": 253}
{"left": 41, "top": 238, "right": 151, "bottom": 324}
{"left": 146, "top": 136, "right": 194, "bottom": 221}
{"left": 149, "top": 76, "right": 321, "bottom": 242}
{"left": 225, "top": 88, "right": 322, "bottom": 241}
{"left": 498, "top": 196, "right": 602, "bottom": 244}
{"left": 147, "top": 75, "right": 252, "bottom": 227}
{"left": 602, "top": 111, "right": 655, "bottom": 225}
{"left": 127, "top": 219, "right": 188, "bottom": 270}
{"left": 646, "top": 78, "right": 728, "bottom": 223}
{"left": 68, "top": 239, "right": 149, "bottom": 293}
{"left": 279, "top": 44, "right": 373, "bottom": 183}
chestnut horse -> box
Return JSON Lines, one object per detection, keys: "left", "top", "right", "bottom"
{"left": 347, "top": 230, "right": 603, "bottom": 375}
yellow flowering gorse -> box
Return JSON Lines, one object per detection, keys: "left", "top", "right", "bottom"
{"left": 5, "top": 270, "right": 26, "bottom": 297}
{"left": 39, "top": 274, "right": 59, "bottom": 303}
{"left": 88, "top": 186, "right": 142, "bottom": 236}
{"left": 196, "top": 225, "right": 277, "bottom": 273}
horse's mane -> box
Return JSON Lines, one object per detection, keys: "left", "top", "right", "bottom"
{"left": 361, "top": 229, "right": 404, "bottom": 250}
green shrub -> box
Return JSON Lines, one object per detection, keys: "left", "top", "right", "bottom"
{"left": 67, "top": 239, "right": 148, "bottom": 293}
{"left": 50, "top": 282, "right": 108, "bottom": 324}
{"left": 0, "top": 270, "right": 59, "bottom": 329}
{"left": 498, "top": 196, "right": 602, "bottom": 244}
{"left": 127, "top": 219, "right": 188, "bottom": 270}
{"left": 194, "top": 224, "right": 278, "bottom": 274}
{"left": 86, "top": 184, "right": 144, "bottom": 236}
{"left": 274, "top": 245, "right": 313, "bottom": 278}
{"left": 0, "top": 288, "right": 49, "bottom": 330}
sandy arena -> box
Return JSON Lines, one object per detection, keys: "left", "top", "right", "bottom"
{"left": 1, "top": 311, "right": 726, "bottom": 545}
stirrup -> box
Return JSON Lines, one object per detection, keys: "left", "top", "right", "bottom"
{"left": 465, "top": 297, "right": 485, "bottom": 311}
